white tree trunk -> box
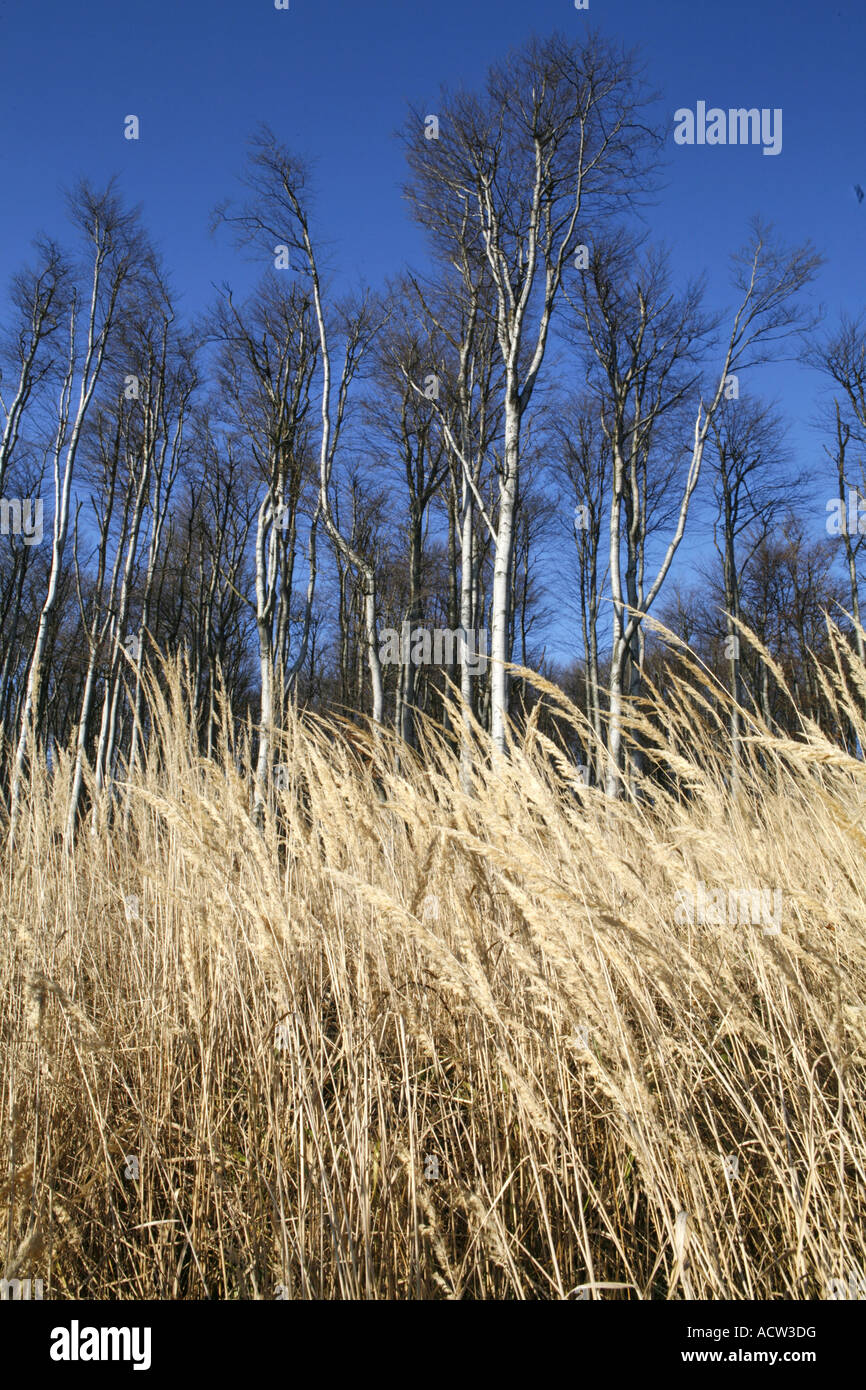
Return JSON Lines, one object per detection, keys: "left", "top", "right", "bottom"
{"left": 490, "top": 399, "right": 520, "bottom": 754}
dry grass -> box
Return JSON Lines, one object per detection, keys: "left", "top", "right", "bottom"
{"left": 2, "top": 633, "right": 865, "bottom": 1300}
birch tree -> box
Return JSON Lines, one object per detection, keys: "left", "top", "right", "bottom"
{"left": 182, "top": 422, "right": 259, "bottom": 759}
{"left": 403, "top": 32, "right": 659, "bottom": 752}
{"left": 215, "top": 129, "right": 387, "bottom": 755}
{"left": 0, "top": 241, "right": 68, "bottom": 501}
{"left": 807, "top": 314, "right": 866, "bottom": 660}
{"left": 704, "top": 398, "right": 804, "bottom": 786}
{"left": 368, "top": 284, "right": 455, "bottom": 745}
{"left": 9, "top": 182, "right": 148, "bottom": 841}
{"left": 208, "top": 275, "right": 319, "bottom": 816}
{"left": 572, "top": 223, "right": 821, "bottom": 795}
{"left": 569, "top": 234, "right": 715, "bottom": 793}
{"left": 403, "top": 269, "right": 502, "bottom": 757}
{"left": 552, "top": 396, "right": 610, "bottom": 779}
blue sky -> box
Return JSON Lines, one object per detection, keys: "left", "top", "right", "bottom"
{"left": 0, "top": 0, "right": 863, "bottom": 661}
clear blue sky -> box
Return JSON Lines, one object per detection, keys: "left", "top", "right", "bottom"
{"left": 0, "top": 0, "right": 863, "bottom": 660}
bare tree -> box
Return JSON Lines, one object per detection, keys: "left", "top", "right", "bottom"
{"left": 572, "top": 222, "right": 821, "bottom": 796}
{"left": 551, "top": 396, "right": 611, "bottom": 780}
{"left": 806, "top": 313, "right": 866, "bottom": 661}
{"left": 403, "top": 31, "right": 661, "bottom": 753}
{"left": 207, "top": 274, "right": 319, "bottom": 817}
{"left": 401, "top": 267, "right": 502, "bottom": 769}
{"left": 215, "top": 128, "right": 388, "bottom": 764}
{"left": 703, "top": 397, "right": 805, "bottom": 786}
{"left": 0, "top": 240, "right": 68, "bottom": 500}
{"left": 366, "top": 286, "right": 449, "bottom": 746}
{"left": 9, "top": 181, "right": 149, "bottom": 841}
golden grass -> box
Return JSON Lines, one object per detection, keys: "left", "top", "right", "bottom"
{"left": 1, "top": 636, "right": 865, "bottom": 1299}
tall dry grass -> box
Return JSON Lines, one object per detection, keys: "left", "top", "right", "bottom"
{"left": 1, "top": 628, "right": 865, "bottom": 1299}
